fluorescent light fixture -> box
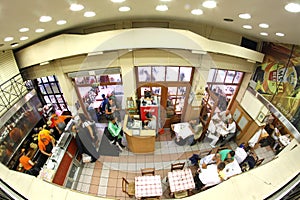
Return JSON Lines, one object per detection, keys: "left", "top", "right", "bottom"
{"left": 40, "top": 61, "right": 50, "bottom": 65}
{"left": 160, "top": 0, "right": 172, "bottom": 2}
{"left": 56, "top": 20, "right": 67, "bottom": 25}
{"left": 239, "top": 13, "right": 251, "bottom": 19}
{"left": 242, "top": 25, "right": 252, "bottom": 29}
{"left": 20, "top": 36, "right": 29, "bottom": 41}
{"left": 259, "top": 23, "right": 269, "bottom": 28}
{"left": 70, "top": 3, "right": 84, "bottom": 11}
{"left": 19, "top": 27, "right": 29, "bottom": 32}
{"left": 84, "top": 11, "right": 96, "bottom": 17}
{"left": 35, "top": 28, "right": 45, "bottom": 33}
{"left": 39, "top": 16, "right": 52, "bottom": 22}
{"left": 260, "top": 32, "right": 268, "bottom": 36}
{"left": 202, "top": 0, "right": 217, "bottom": 8}
{"left": 156, "top": 5, "right": 168, "bottom": 11}
{"left": 4, "top": 37, "right": 14, "bottom": 42}
{"left": 285, "top": 3, "right": 300, "bottom": 13}
{"left": 191, "top": 50, "right": 207, "bottom": 54}
{"left": 88, "top": 51, "right": 104, "bottom": 56}
{"left": 275, "top": 32, "right": 285, "bottom": 37}
{"left": 111, "top": 0, "right": 126, "bottom": 3}
{"left": 119, "top": 6, "right": 130, "bottom": 12}
{"left": 191, "top": 9, "right": 203, "bottom": 15}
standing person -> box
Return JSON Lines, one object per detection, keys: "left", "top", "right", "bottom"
{"left": 37, "top": 127, "right": 55, "bottom": 167}
{"left": 19, "top": 149, "right": 40, "bottom": 176}
{"left": 105, "top": 97, "right": 120, "bottom": 121}
{"left": 78, "top": 113, "right": 99, "bottom": 147}
{"left": 108, "top": 115, "right": 125, "bottom": 151}
{"left": 51, "top": 113, "right": 73, "bottom": 136}
{"left": 100, "top": 94, "right": 108, "bottom": 115}
{"left": 144, "top": 112, "right": 157, "bottom": 130}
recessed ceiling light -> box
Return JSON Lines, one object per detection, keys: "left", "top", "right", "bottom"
{"left": 35, "top": 28, "right": 45, "bottom": 33}
{"left": 119, "top": 6, "right": 130, "bottom": 12}
{"left": 111, "top": 0, "right": 126, "bottom": 3}
{"left": 56, "top": 20, "right": 67, "bottom": 25}
{"left": 11, "top": 42, "right": 19, "bottom": 47}
{"left": 156, "top": 5, "right": 168, "bottom": 11}
{"left": 285, "top": 3, "right": 300, "bottom": 13}
{"left": 39, "top": 16, "right": 52, "bottom": 22}
{"left": 260, "top": 32, "right": 268, "bottom": 36}
{"left": 276, "top": 32, "right": 285, "bottom": 37}
{"left": 20, "top": 36, "right": 29, "bottom": 41}
{"left": 84, "top": 11, "right": 96, "bottom": 17}
{"left": 242, "top": 25, "right": 252, "bottom": 29}
{"left": 259, "top": 23, "right": 269, "bottom": 28}
{"left": 70, "top": 3, "right": 84, "bottom": 11}
{"left": 191, "top": 9, "right": 203, "bottom": 15}
{"left": 202, "top": 0, "right": 217, "bottom": 8}
{"left": 160, "top": 0, "right": 172, "bottom": 2}
{"left": 239, "top": 13, "right": 251, "bottom": 19}
{"left": 4, "top": 37, "right": 14, "bottom": 42}
{"left": 19, "top": 27, "right": 29, "bottom": 32}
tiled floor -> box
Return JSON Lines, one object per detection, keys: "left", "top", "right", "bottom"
{"left": 74, "top": 123, "right": 275, "bottom": 199}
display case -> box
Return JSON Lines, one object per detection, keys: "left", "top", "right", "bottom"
{"left": 0, "top": 90, "right": 43, "bottom": 169}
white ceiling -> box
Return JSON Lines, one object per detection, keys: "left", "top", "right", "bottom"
{"left": 0, "top": 0, "right": 299, "bottom": 52}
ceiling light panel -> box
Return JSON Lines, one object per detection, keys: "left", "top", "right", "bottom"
{"left": 111, "top": 0, "right": 126, "bottom": 3}
{"left": 4, "top": 37, "right": 14, "bottom": 42}
{"left": 202, "top": 0, "right": 217, "bottom": 9}
{"left": 39, "top": 16, "right": 52, "bottom": 22}
{"left": 84, "top": 11, "right": 96, "bottom": 17}
{"left": 20, "top": 36, "right": 29, "bottom": 41}
{"left": 56, "top": 20, "right": 67, "bottom": 25}
{"left": 259, "top": 23, "right": 269, "bottom": 28}
{"left": 119, "top": 6, "right": 130, "bottom": 12}
{"left": 70, "top": 3, "right": 84, "bottom": 11}
{"left": 242, "top": 25, "right": 252, "bottom": 29}
{"left": 35, "top": 28, "right": 45, "bottom": 33}
{"left": 160, "top": 0, "right": 172, "bottom": 2}
{"left": 19, "top": 28, "right": 29, "bottom": 32}
{"left": 276, "top": 32, "right": 285, "bottom": 37}
{"left": 239, "top": 13, "right": 251, "bottom": 19}
{"left": 260, "top": 32, "right": 268, "bottom": 36}
{"left": 191, "top": 9, "right": 203, "bottom": 15}
{"left": 156, "top": 5, "right": 168, "bottom": 11}
{"left": 285, "top": 3, "right": 300, "bottom": 13}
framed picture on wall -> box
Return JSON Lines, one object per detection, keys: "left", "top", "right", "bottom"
{"left": 257, "top": 111, "right": 266, "bottom": 123}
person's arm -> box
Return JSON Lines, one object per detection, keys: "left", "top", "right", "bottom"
{"left": 40, "top": 149, "right": 52, "bottom": 157}
{"left": 86, "top": 125, "right": 95, "bottom": 140}
{"left": 28, "top": 159, "right": 35, "bottom": 166}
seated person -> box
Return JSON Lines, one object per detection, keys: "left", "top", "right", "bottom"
{"left": 194, "top": 161, "right": 227, "bottom": 190}
{"left": 198, "top": 153, "right": 221, "bottom": 170}
{"left": 218, "top": 149, "right": 235, "bottom": 162}
{"left": 108, "top": 115, "right": 125, "bottom": 151}
{"left": 206, "top": 118, "right": 219, "bottom": 148}
{"left": 189, "top": 119, "right": 203, "bottom": 146}
{"left": 219, "top": 118, "right": 237, "bottom": 146}
{"left": 143, "top": 112, "right": 157, "bottom": 130}
{"left": 218, "top": 109, "right": 232, "bottom": 123}
{"left": 234, "top": 146, "right": 248, "bottom": 164}
{"left": 174, "top": 120, "right": 203, "bottom": 146}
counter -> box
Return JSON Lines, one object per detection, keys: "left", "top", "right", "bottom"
{"left": 38, "top": 131, "right": 82, "bottom": 189}
{"left": 123, "top": 115, "right": 156, "bottom": 153}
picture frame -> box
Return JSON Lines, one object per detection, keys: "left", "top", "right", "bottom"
{"left": 257, "top": 111, "right": 266, "bottom": 123}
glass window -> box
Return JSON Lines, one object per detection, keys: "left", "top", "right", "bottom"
{"left": 178, "top": 87, "right": 186, "bottom": 95}
{"left": 233, "top": 72, "right": 243, "bottom": 83}
{"left": 152, "top": 87, "right": 161, "bottom": 95}
{"left": 179, "top": 67, "right": 192, "bottom": 81}
{"left": 168, "top": 87, "right": 177, "bottom": 95}
{"left": 216, "top": 70, "right": 226, "bottom": 82}
{"left": 141, "top": 87, "right": 151, "bottom": 96}
{"left": 207, "top": 69, "right": 216, "bottom": 82}
{"left": 166, "top": 67, "right": 179, "bottom": 81}
{"left": 74, "top": 77, "right": 85, "bottom": 85}
{"left": 108, "top": 74, "right": 121, "bottom": 82}
{"left": 48, "top": 76, "right": 56, "bottom": 82}
{"left": 225, "top": 71, "right": 235, "bottom": 83}
{"left": 138, "top": 67, "right": 152, "bottom": 82}
{"left": 152, "top": 66, "right": 165, "bottom": 81}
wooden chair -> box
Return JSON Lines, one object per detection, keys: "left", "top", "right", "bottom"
{"left": 141, "top": 168, "right": 155, "bottom": 176}
{"left": 255, "top": 158, "right": 265, "bottom": 167}
{"left": 171, "top": 162, "right": 185, "bottom": 172}
{"left": 174, "top": 190, "right": 188, "bottom": 199}
{"left": 122, "top": 177, "right": 135, "bottom": 197}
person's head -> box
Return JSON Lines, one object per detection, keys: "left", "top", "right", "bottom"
{"left": 227, "top": 150, "right": 235, "bottom": 160}
{"left": 102, "top": 94, "right": 106, "bottom": 99}
{"left": 228, "top": 118, "right": 234, "bottom": 124}
{"left": 217, "top": 162, "right": 226, "bottom": 171}
{"left": 78, "top": 113, "right": 87, "bottom": 123}
{"left": 108, "top": 114, "right": 116, "bottom": 122}
{"left": 108, "top": 97, "right": 114, "bottom": 104}
{"left": 146, "top": 112, "right": 153, "bottom": 119}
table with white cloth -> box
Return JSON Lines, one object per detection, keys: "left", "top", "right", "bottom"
{"left": 171, "top": 122, "right": 194, "bottom": 140}
{"left": 135, "top": 175, "right": 163, "bottom": 199}
{"left": 168, "top": 168, "right": 195, "bottom": 193}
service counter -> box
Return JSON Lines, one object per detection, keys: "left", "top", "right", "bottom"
{"left": 123, "top": 115, "right": 156, "bottom": 153}
{"left": 38, "top": 131, "right": 82, "bottom": 189}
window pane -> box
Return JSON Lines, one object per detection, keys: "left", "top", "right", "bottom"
{"left": 48, "top": 75, "right": 56, "bottom": 82}
{"left": 179, "top": 67, "right": 192, "bottom": 81}
{"left": 178, "top": 87, "right": 186, "bottom": 95}
{"left": 44, "top": 96, "right": 51, "bottom": 103}
{"left": 152, "top": 87, "right": 161, "bottom": 95}
{"left": 108, "top": 74, "right": 121, "bottom": 82}
{"left": 207, "top": 69, "right": 216, "bottom": 82}
{"left": 175, "top": 96, "right": 185, "bottom": 113}
{"left": 152, "top": 66, "right": 165, "bottom": 81}
{"left": 225, "top": 71, "right": 235, "bottom": 83}
{"left": 51, "top": 83, "right": 61, "bottom": 93}
{"left": 138, "top": 67, "right": 152, "bottom": 82}
{"left": 233, "top": 72, "right": 243, "bottom": 83}
{"left": 99, "top": 75, "right": 110, "bottom": 83}
{"left": 39, "top": 85, "right": 47, "bottom": 94}
{"left": 56, "top": 95, "right": 65, "bottom": 103}
{"left": 45, "top": 83, "right": 53, "bottom": 94}
{"left": 75, "top": 77, "right": 85, "bottom": 85}
{"left": 166, "top": 67, "right": 179, "bottom": 81}
{"left": 224, "top": 85, "right": 237, "bottom": 96}
{"left": 216, "top": 70, "right": 226, "bottom": 83}
{"left": 168, "top": 87, "right": 177, "bottom": 95}
{"left": 41, "top": 76, "right": 48, "bottom": 83}
{"left": 37, "top": 78, "right": 43, "bottom": 84}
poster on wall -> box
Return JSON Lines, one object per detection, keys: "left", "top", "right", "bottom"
{"left": 252, "top": 42, "right": 300, "bottom": 131}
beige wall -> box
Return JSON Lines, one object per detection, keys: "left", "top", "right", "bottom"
{"left": 0, "top": 50, "right": 20, "bottom": 84}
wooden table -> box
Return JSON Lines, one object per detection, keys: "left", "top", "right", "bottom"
{"left": 168, "top": 168, "right": 195, "bottom": 193}
{"left": 135, "top": 175, "right": 162, "bottom": 199}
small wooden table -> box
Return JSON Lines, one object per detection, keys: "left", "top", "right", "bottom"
{"left": 135, "top": 175, "right": 162, "bottom": 199}
{"left": 168, "top": 168, "right": 195, "bottom": 193}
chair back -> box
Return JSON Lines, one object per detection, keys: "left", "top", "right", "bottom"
{"left": 255, "top": 158, "right": 265, "bottom": 167}
{"left": 171, "top": 162, "right": 185, "bottom": 172}
{"left": 174, "top": 190, "right": 188, "bottom": 198}
{"left": 122, "top": 177, "right": 135, "bottom": 197}
{"left": 141, "top": 168, "right": 155, "bottom": 176}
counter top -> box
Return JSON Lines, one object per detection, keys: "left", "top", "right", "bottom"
{"left": 123, "top": 115, "right": 156, "bottom": 137}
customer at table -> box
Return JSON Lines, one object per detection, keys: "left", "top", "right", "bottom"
{"left": 218, "top": 118, "right": 237, "bottom": 146}
{"left": 189, "top": 119, "right": 203, "bottom": 146}
{"left": 218, "top": 149, "right": 235, "bottom": 162}
{"left": 198, "top": 153, "right": 221, "bottom": 170}
{"left": 108, "top": 115, "right": 126, "bottom": 151}
{"left": 206, "top": 118, "right": 220, "bottom": 148}
{"left": 143, "top": 112, "right": 157, "bottom": 130}
{"left": 218, "top": 109, "right": 232, "bottom": 123}
{"left": 105, "top": 97, "right": 120, "bottom": 121}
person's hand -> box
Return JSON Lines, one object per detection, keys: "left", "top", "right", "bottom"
{"left": 202, "top": 163, "right": 207, "bottom": 169}
{"left": 197, "top": 168, "right": 201, "bottom": 173}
